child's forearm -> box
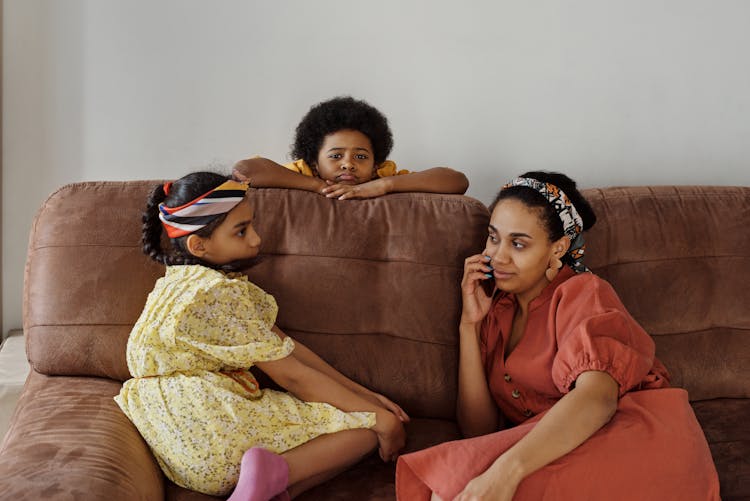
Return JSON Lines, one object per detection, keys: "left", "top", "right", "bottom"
{"left": 291, "top": 337, "right": 370, "bottom": 394}
{"left": 271, "top": 326, "right": 370, "bottom": 395}
{"left": 384, "top": 167, "right": 469, "bottom": 194}
{"left": 262, "top": 352, "right": 390, "bottom": 424}
{"left": 232, "top": 157, "right": 326, "bottom": 193}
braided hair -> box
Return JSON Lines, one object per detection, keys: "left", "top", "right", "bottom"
{"left": 142, "top": 172, "right": 232, "bottom": 267}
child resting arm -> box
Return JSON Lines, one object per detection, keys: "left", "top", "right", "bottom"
{"left": 233, "top": 96, "right": 469, "bottom": 200}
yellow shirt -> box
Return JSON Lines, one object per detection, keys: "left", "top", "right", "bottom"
{"left": 284, "top": 158, "right": 410, "bottom": 178}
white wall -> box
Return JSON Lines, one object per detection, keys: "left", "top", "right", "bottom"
{"left": 3, "top": 0, "right": 750, "bottom": 334}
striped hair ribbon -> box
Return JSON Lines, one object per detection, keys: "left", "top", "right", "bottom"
{"left": 158, "top": 180, "right": 249, "bottom": 238}
{"left": 502, "top": 177, "right": 589, "bottom": 273}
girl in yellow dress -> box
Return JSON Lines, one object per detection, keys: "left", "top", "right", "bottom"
{"left": 115, "top": 171, "right": 408, "bottom": 500}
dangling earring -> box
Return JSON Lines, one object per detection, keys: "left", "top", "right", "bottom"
{"left": 545, "top": 256, "right": 562, "bottom": 281}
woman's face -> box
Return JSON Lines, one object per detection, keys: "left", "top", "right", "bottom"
{"left": 314, "top": 129, "right": 376, "bottom": 184}
{"left": 485, "top": 198, "right": 567, "bottom": 304}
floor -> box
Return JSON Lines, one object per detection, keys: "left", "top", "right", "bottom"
{"left": 0, "top": 330, "right": 29, "bottom": 439}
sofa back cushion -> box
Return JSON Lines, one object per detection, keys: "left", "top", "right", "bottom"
{"left": 583, "top": 186, "right": 750, "bottom": 401}
{"left": 24, "top": 182, "right": 747, "bottom": 417}
{"left": 24, "top": 183, "right": 489, "bottom": 419}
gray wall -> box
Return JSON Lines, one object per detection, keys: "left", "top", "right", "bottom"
{"left": 3, "top": 0, "right": 750, "bottom": 334}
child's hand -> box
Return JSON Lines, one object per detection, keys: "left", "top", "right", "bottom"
{"left": 322, "top": 178, "right": 389, "bottom": 200}
{"left": 363, "top": 390, "right": 410, "bottom": 423}
{"left": 373, "top": 410, "right": 406, "bottom": 462}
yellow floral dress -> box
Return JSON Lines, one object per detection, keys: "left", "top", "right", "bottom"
{"left": 115, "top": 265, "right": 375, "bottom": 496}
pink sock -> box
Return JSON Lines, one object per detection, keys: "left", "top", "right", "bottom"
{"left": 227, "top": 447, "right": 290, "bottom": 501}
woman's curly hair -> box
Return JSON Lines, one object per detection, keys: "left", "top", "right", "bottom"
{"left": 291, "top": 96, "right": 394, "bottom": 166}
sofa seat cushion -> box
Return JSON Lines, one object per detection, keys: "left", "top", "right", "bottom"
{"left": 692, "top": 398, "right": 750, "bottom": 500}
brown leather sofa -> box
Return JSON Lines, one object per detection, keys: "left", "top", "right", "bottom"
{"left": 0, "top": 182, "right": 747, "bottom": 500}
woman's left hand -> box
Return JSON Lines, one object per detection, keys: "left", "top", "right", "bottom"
{"left": 453, "top": 461, "right": 520, "bottom": 501}
{"left": 322, "top": 178, "right": 389, "bottom": 200}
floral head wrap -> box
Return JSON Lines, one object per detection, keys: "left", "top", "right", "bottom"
{"left": 502, "top": 177, "right": 589, "bottom": 273}
{"left": 158, "top": 179, "right": 249, "bottom": 238}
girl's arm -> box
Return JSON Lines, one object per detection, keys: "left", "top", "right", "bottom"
{"left": 382, "top": 167, "right": 469, "bottom": 194}
{"left": 255, "top": 346, "right": 406, "bottom": 461}
{"left": 324, "top": 167, "right": 469, "bottom": 200}
{"left": 455, "top": 370, "right": 618, "bottom": 501}
{"left": 232, "top": 157, "right": 327, "bottom": 193}
{"left": 273, "top": 326, "right": 409, "bottom": 422}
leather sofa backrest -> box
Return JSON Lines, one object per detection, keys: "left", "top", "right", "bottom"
{"left": 583, "top": 186, "right": 750, "bottom": 401}
{"left": 23, "top": 183, "right": 489, "bottom": 419}
{"left": 24, "top": 182, "right": 748, "bottom": 418}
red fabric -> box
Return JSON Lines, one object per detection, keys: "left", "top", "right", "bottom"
{"left": 396, "top": 267, "right": 720, "bottom": 500}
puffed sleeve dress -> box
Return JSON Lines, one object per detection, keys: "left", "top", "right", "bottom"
{"left": 396, "top": 266, "right": 720, "bottom": 501}
{"left": 115, "top": 265, "right": 375, "bottom": 496}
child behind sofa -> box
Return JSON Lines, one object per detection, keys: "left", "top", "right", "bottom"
{"left": 232, "top": 95, "right": 469, "bottom": 200}
{"left": 114, "top": 171, "right": 408, "bottom": 500}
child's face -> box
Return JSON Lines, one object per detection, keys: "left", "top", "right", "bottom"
{"left": 198, "top": 199, "right": 261, "bottom": 266}
{"left": 314, "top": 129, "right": 376, "bottom": 184}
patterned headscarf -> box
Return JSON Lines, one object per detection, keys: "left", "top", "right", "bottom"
{"left": 502, "top": 177, "right": 589, "bottom": 273}
{"left": 158, "top": 180, "right": 249, "bottom": 238}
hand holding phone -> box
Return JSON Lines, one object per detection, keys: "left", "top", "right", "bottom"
{"left": 481, "top": 259, "right": 496, "bottom": 297}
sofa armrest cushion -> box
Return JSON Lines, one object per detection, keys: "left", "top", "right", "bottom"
{"left": 0, "top": 370, "right": 163, "bottom": 500}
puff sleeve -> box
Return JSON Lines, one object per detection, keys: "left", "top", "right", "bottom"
{"left": 174, "top": 277, "right": 294, "bottom": 369}
{"left": 550, "top": 274, "right": 656, "bottom": 397}
{"left": 375, "top": 160, "right": 410, "bottom": 178}
{"left": 283, "top": 159, "right": 315, "bottom": 177}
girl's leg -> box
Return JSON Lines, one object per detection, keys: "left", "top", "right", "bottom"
{"left": 284, "top": 428, "right": 377, "bottom": 497}
{"left": 229, "top": 429, "right": 377, "bottom": 501}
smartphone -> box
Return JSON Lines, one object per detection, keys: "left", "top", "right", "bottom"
{"left": 481, "top": 272, "right": 496, "bottom": 297}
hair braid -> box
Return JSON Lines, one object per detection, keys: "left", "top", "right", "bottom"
{"left": 141, "top": 183, "right": 170, "bottom": 265}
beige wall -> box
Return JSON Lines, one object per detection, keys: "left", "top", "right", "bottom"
{"left": 3, "top": 0, "right": 750, "bottom": 334}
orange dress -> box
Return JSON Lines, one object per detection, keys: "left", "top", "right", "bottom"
{"left": 396, "top": 266, "right": 720, "bottom": 501}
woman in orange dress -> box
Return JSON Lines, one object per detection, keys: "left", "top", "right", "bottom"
{"left": 396, "top": 172, "right": 720, "bottom": 501}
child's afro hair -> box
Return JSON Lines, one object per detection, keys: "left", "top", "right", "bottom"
{"left": 291, "top": 96, "right": 394, "bottom": 166}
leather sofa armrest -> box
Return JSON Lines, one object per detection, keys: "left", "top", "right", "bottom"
{"left": 0, "top": 370, "right": 164, "bottom": 500}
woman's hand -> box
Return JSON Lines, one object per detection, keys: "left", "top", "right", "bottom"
{"left": 453, "top": 469, "right": 519, "bottom": 501}
{"left": 460, "top": 253, "right": 495, "bottom": 325}
{"left": 372, "top": 410, "right": 407, "bottom": 462}
{"left": 321, "top": 178, "right": 389, "bottom": 200}
{"left": 453, "top": 456, "right": 521, "bottom": 501}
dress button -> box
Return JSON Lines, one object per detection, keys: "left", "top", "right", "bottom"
{"left": 523, "top": 409, "right": 533, "bottom": 417}
{"left": 504, "top": 374, "right": 512, "bottom": 383}
{"left": 511, "top": 389, "right": 520, "bottom": 399}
